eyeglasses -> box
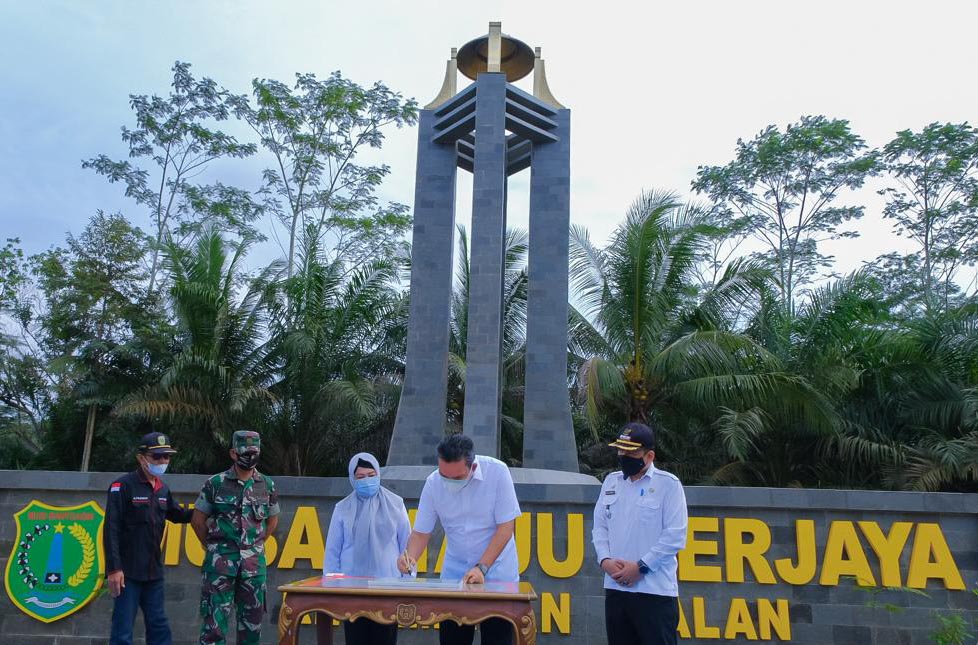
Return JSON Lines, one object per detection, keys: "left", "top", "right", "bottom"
{"left": 146, "top": 453, "right": 171, "bottom": 462}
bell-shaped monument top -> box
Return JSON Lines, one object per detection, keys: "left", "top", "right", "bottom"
{"left": 426, "top": 21, "right": 564, "bottom": 110}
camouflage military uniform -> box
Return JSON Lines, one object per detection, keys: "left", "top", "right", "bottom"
{"left": 194, "top": 433, "right": 279, "bottom": 645}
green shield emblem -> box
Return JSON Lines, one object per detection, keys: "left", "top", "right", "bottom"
{"left": 3, "top": 500, "right": 105, "bottom": 622}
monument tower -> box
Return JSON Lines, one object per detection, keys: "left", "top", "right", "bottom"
{"left": 388, "top": 23, "right": 578, "bottom": 472}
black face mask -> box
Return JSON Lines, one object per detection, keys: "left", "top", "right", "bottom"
{"left": 619, "top": 454, "right": 647, "bottom": 477}
{"left": 235, "top": 451, "right": 259, "bottom": 471}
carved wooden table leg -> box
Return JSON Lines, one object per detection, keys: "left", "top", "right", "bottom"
{"left": 516, "top": 605, "right": 537, "bottom": 645}
{"left": 315, "top": 612, "right": 333, "bottom": 645}
{"left": 278, "top": 593, "right": 297, "bottom": 645}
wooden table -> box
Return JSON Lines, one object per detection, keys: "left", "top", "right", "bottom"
{"left": 277, "top": 576, "right": 538, "bottom": 645}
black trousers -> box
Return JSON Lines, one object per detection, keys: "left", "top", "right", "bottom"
{"left": 605, "top": 589, "right": 679, "bottom": 645}
{"left": 344, "top": 617, "right": 398, "bottom": 645}
{"left": 439, "top": 617, "right": 513, "bottom": 645}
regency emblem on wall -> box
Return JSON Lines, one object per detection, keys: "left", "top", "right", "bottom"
{"left": 3, "top": 500, "right": 105, "bottom": 622}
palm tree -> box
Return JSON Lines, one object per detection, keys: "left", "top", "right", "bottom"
{"left": 898, "top": 310, "right": 978, "bottom": 490}
{"left": 115, "top": 229, "right": 275, "bottom": 471}
{"left": 796, "top": 281, "right": 978, "bottom": 491}
{"left": 743, "top": 268, "right": 978, "bottom": 492}
{"left": 568, "top": 191, "right": 835, "bottom": 484}
{"left": 258, "top": 236, "right": 404, "bottom": 475}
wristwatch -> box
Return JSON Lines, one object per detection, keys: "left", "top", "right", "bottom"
{"left": 477, "top": 563, "right": 490, "bottom": 576}
{"left": 637, "top": 559, "right": 650, "bottom": 574}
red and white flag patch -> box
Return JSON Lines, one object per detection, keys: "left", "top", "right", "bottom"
{"left": 110, "top": 482, "right": 122, "bottom": 493}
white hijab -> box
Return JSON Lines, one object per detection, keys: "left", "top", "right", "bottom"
{"left": 342, "top": 452, "right": 402, "bottom": 577}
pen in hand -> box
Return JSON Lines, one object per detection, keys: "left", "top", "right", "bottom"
{"left": 399, "top": 550, "right": 417, "bottom": 576}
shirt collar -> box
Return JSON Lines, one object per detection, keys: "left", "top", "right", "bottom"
{"left": 223, "top": 467, "right": 263, "bottom": 483}
{"left": 471, "top": 455, "right": 485, "bottom": 482}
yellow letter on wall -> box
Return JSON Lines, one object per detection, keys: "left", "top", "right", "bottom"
{"left": 907, "top": 523, "right": 965, "bottom": 590}
{"left": 278, "top": 506, "right": 325, "bottom": 570}
{"left": 819, "top": 521, "right": 876, "bottom": 587}
{"left": 515, "top": 512, "right": 531, "bottom": 574}
{"left": 541, "top": 592, "right": 571, "bottom": 634}
{"left": 774, "top": 520, "right": 817, "bottom": 585}
{"left": 537, "top": 513, "right": 584, "bottom": 578}
{"left": 679, "top": 517, "right": 723, "bottom": 583}
{"left": 858, "top": 521, "right": 912, "bottom": 587}
{"left": 758, "top": 598, "right": 791, "bottom": 640}
{"left": 724, "top": 518, "right": 776, "bottom": 584}
{"left": 407, "top": 509, "right": 429, "bottom": 573}
{"left": 724, "top": 598, "right": 758, "bottom": 640}
{"left": 264, "top": 534, "right": 279, "bottom": 565}
{"left": 693, "top": 596, "right": 721, "bottom": 639}
{"left": 677, "top": 599, "right": 691, "bottom": 638}
{"left": 185, "top": 505, "right": 205, "bottom": 567}
{"left": 163, "top": 520, "right": 182, "bottom": 565}
{"left": 434, "top": 536, "right": 447, "bottom": 574}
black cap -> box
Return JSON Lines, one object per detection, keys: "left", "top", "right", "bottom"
{"left": 608, "top": 423, "right": 655, "bottom": 450}
{"left": 138, "top": 432, "right": 177, "bottom": 456}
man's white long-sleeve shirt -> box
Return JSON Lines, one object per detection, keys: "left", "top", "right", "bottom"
{"left": 591, "top": 464, "right": 688, "bottom": 596}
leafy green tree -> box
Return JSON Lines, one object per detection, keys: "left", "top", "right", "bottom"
{"left": 691, "top": 205, "right": 753, "bottom": 293}
{"left": 693, "top": 116, "right": 878, "bottom": 312}
{"left": 568, "top": 191, "right": 834, "bottom": 484}
{"left": 115, "top": 230, "right": 275, "bottom": 471}
{"left": 0, "top": 238, "right": 26, "bottom": 311}
{"left": 745, "top": 269, "right": 978, "bottom": 492}
{"left": 744, "top": 272, "right": 892, "bottom": 486}
{"left": 879, "top": 122, "right": 978, "bottom": 315}
{"left": 84, "top": 61, "right": 259, "bottom": 294}
{"left": 0, "top": 337, "right": 48, "bottom": 459}
{"left": 30, "top": 212, "right": 164, "bottom": 470}
{"left": 871, "top": 310, "right": 978, "bottom": 491}
{"left": 231, "top": 72, "right": 418, "bottom": 277}
{"left": 258, "top": 236, "right": 404, "bottom": 475}
{"left": 0, "top": 238, "right": 47, "bottom": 447}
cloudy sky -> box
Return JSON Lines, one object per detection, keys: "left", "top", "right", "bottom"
{"left": 2, "top": 0, "right": 976, "bottom": 281}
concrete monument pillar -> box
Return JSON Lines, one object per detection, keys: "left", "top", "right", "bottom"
{"left": 387, "top": 111, "right": 458, "bottom": 466}
{"left": 388, "top": 22, "right": 579, "bottom": 471}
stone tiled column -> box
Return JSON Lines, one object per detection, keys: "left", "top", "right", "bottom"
{"left": 523, "top": 109, "right": 578, "bottom": 471}
{"left": 462, "top": 72, "right": 508, "bottom": 458}
{"left": 388, "top": 110, "right": 457, "bottom": 466}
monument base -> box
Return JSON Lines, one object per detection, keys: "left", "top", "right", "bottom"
{"left": 380, "top": 466, "right": 601, "bottom": 504}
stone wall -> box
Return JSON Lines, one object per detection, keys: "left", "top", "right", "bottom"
{"left": 1, "top": 469, "right": 976, "bottom": 644}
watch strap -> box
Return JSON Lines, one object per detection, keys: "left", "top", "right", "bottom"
{"left": 477, "top": 563, "right": 490, "bottom": 576}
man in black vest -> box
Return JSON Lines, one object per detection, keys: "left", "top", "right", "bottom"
{"left": 103, "top": 432, "right": 194, "bottom": 645}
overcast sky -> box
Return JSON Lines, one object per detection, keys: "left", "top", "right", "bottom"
{"left": 2, "top": 0, "right": 976, "bottom": 282}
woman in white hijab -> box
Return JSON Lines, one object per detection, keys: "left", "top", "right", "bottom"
{"left": 324, "top": 452, "right": 410, "bottom": 645}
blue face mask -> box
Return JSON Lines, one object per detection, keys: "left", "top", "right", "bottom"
{"left": 355, "top": 476, "right": 380, "bottom": 498}
{"left": 147, "top": 463, "right": 168, "bottom": 476}
{"left": 440, "top": 467, "right": 473, "bottom": 494}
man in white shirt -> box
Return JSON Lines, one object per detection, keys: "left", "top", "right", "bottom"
{"left": 397, "top": 434, "right": 521, "bottom": 645}
{"left": 592, "top": 422, "right": 688, "bottom": 645}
